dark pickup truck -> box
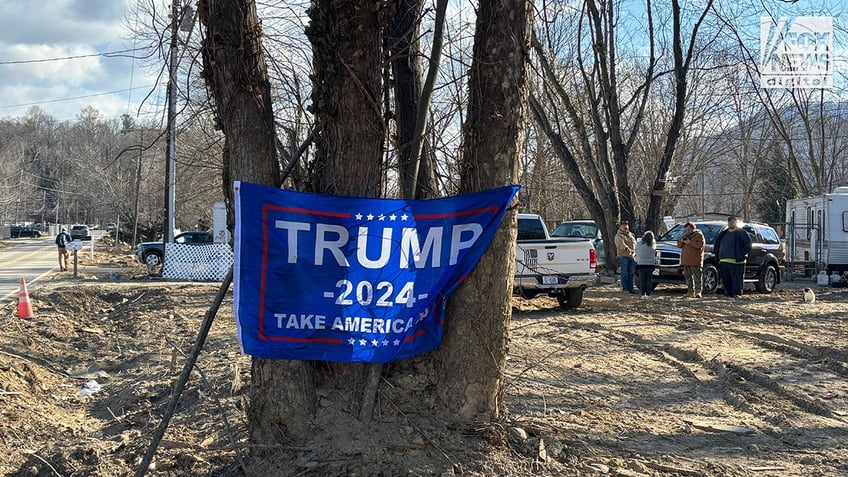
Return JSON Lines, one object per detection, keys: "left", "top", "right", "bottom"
{"left": 654, "top": 220, "right": 785, "bottom": 294}
{"left": 135, "top": 231, "right": 213, "bottom": 267}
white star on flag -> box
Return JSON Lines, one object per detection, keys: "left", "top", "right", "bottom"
{"left": 366, "top": 213, "right": 374, "bottom": 221}
{"left": 378, "top": 214, "right": 385, "bottom": 221}
{"left": 371, "top": 339, "right": 379, "bottom": 347}
{"left": 359, "top": 339, "right": 367, "bottom": 346}
{"left": 393, "top": 339, "right": 401, "bottom": 346}
{"left": 382, "top": 339, "right": 389, "bottom": 346}
{"left": 389, "top": 214, "right": 397, "bottom": 221}
{"left": 348, "top": 338, "right": 355, "bottom": 345}
{"left": 355, "top": 213, "right": 363, "bottom": 220}
{"left": 401, "top": 214, "right": 409, "bottom": 221}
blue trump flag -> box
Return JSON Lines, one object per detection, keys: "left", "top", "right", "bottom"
{"left": 233, "top": 181, "right": 519, "bottom": 363}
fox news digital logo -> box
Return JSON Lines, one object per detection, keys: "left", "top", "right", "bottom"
{"left": 760, "top": 16, "right": 832, "bottom": 89}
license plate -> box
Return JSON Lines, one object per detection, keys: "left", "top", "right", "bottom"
{"left": 542, "top": 275, "right": 558, "bottom": 285}
{"left": 652, "top": 268, "right": 660, "bottom": 276}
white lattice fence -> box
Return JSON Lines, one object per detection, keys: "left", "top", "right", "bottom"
{"left": 162, "top": 244, "right": 233, "bottom": 281}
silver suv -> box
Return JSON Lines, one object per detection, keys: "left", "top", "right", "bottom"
{"left": 70, "top": 224, "right": 91, "bottom": 240}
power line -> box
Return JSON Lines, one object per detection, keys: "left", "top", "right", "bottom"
{"left": 0, "top": 48, "right": 145, "bottom": 66}
{"left": 0, "top": 85, "right": 155, "bottom": 110}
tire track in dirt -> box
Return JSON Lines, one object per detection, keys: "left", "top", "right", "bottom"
{"left": 508, "top": 289, "right": 848, "bottom": 474}
{"left": 593, "top": 315, "right": 848, "bottom": 421}
{"left": 575, "top": 290, "right": 848, "bottom": 423}
{"left": 569, "top": 308, "right": 848, "bottom": 459}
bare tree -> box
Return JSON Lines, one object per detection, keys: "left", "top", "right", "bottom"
{"left": 531, "top": 0, "right": 716, "bottom": 265}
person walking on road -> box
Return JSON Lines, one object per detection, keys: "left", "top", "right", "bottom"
{"left": 614, "top": 221, "right": 638, "bottom": 294}
{"left": 678, "top": 222, "right": 705, "bottom": 298}
{"left": 713, "top": 216, "right": 751, "bottom": 298}
{"left": 55, "top": 227, "right": 72, "bottom": 272}
{"left": 635, "top": 231, "right": 658, "bottom": 299}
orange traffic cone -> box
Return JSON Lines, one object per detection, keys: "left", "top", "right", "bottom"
{"left": 17, "top": 278, "right": 34, "bottom": 319}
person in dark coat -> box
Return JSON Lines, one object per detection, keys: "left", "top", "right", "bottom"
{"left": 713, "top": 216, "right": 752, "bottom": 298}
{"left": 55, "top": 227, "right": 72, "bottom": 272}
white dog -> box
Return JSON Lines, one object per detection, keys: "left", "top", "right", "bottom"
{"left": 802, "top": 288, "right": 816, "bottom": 304}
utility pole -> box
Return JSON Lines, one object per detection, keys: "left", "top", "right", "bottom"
{"left": 133, "top": 130, "right": 144, "bottom": 246}
{"left": 164, "top": 0, "right": 179, "bottom": 261}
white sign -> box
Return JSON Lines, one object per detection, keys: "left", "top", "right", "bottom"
{"left": 213, "top": 201, "right": 230, "bottom": 244}
{"left": 760, "top": 16, "right": 833, "bottom": 89}
{"left": 65, "top": 240, "right": 83, "bottom": 251}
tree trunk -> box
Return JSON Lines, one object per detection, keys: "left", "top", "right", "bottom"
{"left": 198, "top": 0, "right": 281, "bottom": 209}
{"left": 198, "top": 0, "right": 312, "bottom": 442}
{"left": 386, "top": 0, "right": 440, "bottom": 199}
{"left": 644, "top": 0, "right": 714, "bottom": 231}
{"left": 240, "top": 0, "right": 387, "bottom": 444}
{"left": 307, "top": 0, "right": 384, "bottom": 197}
{"left": 438, "top": 0, "right": 532, "bottom": 420}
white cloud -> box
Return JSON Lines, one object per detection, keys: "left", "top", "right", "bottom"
{"left": 0, "top": 0, "right": 161, "bottom": 121}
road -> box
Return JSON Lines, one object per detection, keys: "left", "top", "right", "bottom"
{"left": 0, "top": 231, "right": 106, "bottom": 299}
{"left": 0, "top": 238, "right": 59, "bottom": 299}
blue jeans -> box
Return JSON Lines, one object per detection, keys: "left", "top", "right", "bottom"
{"left": 620, "top": 256, "right": 635, "bottom": 291}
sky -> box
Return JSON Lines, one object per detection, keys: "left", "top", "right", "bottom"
{"left": 0, "top": 0, "right": 844, "bottom": 124}
{"left": 0, "top": 0, "right": 163, "bottom": 123}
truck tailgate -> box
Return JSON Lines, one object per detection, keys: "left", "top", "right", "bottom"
{"left": 515, "top": 239, "right": 594, "bottom": 277}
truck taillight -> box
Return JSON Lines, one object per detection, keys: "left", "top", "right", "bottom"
{"left": 589, "top": 248, "right": 597, "bottom": 269}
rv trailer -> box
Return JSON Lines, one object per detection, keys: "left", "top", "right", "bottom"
{"left": 785, "top": 186, "right": 848, "bottom": 275}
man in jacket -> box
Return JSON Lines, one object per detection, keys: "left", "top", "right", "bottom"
{"left": 677, "top": 222, "right": 705, "bottom": 298}
{"left": 614, "top": 221, "right": 637, "bottom": 294}
{"left": 713, "top": 216, "right": 752, "bottom": 298}
{"left": 55, "top": 227, "right": 72, "bottom": 272}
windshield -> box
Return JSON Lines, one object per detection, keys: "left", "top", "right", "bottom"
{"left": 551, "top": 222, "right": 598, "bottom": 239}
{"left": 659, "top": 223, "right": 724, "bottom": 244}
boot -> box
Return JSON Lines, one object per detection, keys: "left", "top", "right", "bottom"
{"left": 686, "top": 290, "right": 696, "bottom": 298}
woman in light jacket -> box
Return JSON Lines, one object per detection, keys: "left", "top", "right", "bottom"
{"left": 635, "top": 231, "right": 658, "bottom": 299}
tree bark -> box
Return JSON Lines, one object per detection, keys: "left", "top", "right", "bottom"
{"left": 386, "top": 0, "right": 440, "bottom": 199}
{"left": 438, "top": 0, "right": 532, "bottom": 420}
{"left": 198, "top": 0, "right": 310, "bottom": 442}
{"left": 307, "top": 0, "right": 384, "bottom": 197}
{"left": 241, "top": 0, "right": 387, "bottom": 443}
{"left": 198, "top": 0, "right": 281, "bottom": 206}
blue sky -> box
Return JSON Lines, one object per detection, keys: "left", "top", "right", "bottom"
{"left": 0, "top": 0, "right": 844, "bottom": 123}
{"left": 0, "top": 0, "right": 162, "bottom": 122}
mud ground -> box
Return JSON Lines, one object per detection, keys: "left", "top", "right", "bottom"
{"left": 0, "top": 244, "right": 845, "bottom": 476}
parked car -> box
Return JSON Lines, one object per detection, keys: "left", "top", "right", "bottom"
{"left": 514, "top": 214, "right": 598, "bottom": 309}
{"left": 105, "top": 223, "right": 117, "bottom": 232}
{"left": 70, "top": 224, "right": 91, "bottom": 240}
{"left": 135, "top": 231, "right": 214, "bottom": 267}
{"left": 654, "top": 220, "right": 785, "bottom": 294}
{"left": 10, "top": 226, "right": 41, "bottom": 238}
{"left": 551, "top": 220, "right": 606, "bottom": 268}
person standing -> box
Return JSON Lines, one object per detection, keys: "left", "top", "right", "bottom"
{"left": 635, "top": 231, "right": 658, "bottom": 299}
{"left": 614, "top": 221, "right": 637, "bottom": 294}
{"left": 55, "top": 227, "right": 72, "bottom": 272}
{"left": 713, "top": 216, "right": 752, "bottom": 298}
{"left": 677, "top": 222, "right": 705, "bottom": 298}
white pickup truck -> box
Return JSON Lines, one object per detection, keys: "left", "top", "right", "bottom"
{"left": 514, "top": 213, "right": 598, "bottom": 309}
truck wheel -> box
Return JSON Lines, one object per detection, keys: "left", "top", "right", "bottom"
{"left": 702, "top": 264, "right": 719, "bottom": 294}
{"left": 520, "top": 290, "right": 539, "bottom": 299}
{"left": 755, "top": 265, "right": 778, "bottom": 293}
{"left": 144, "top": 251, "right": 163, "bottom": 267}
{"left": 557, "top": 288, "right": 583, "bottom": 310}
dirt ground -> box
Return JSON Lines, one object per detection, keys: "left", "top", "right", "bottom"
{"left": 0, "top": 244, "right": 845, "bottom": 476}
